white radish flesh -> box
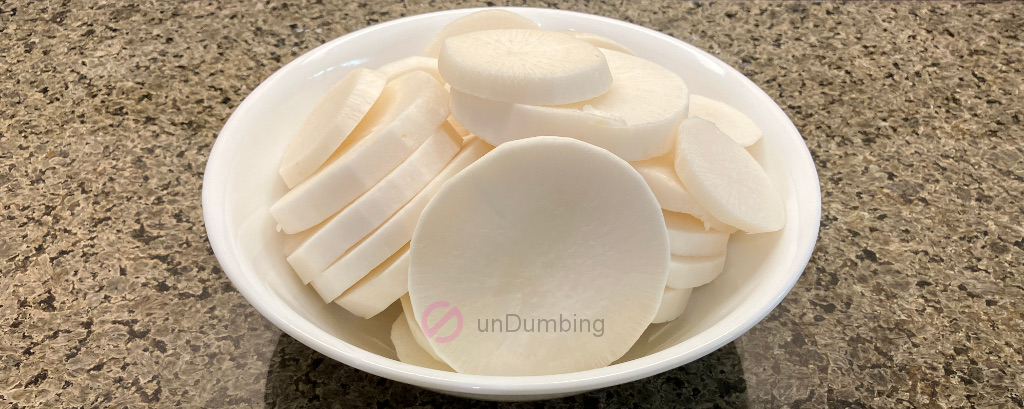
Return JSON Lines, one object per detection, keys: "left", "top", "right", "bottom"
{"left": 391, "top": 312, "right": 454, "bottom": 371}
{"left": 450, "top": 49, "right": 688, "bottom": 161}
{"left": 400, "top": 294, "right": 444, "bottom": 362}
{"left": 651, "top": 287, "right": 693, "bottom": 324}
{"left": 631, "top": 154, "right": 737, "bottom": 233}
{"left": 269, "top": 71, "right": 450, "bottom": 233}
{"left": 689, "top": 95, "right": 762, "bottom": 147}
{"left": 664, "top": 210, "right": 730, "bottom": 257}
{"left": 408, "top": 136, "right": 669, "bottom": 376}
{"left": 438, "top": 29, "right": 612, "bottom": 105}
{"left": 675, "top": 117, "right": 786, "bottom": 233}
{"left": 287, "top": 123, "right": 462, "bottom": 282}
{"left": 424, "top": 9, "right": 540, "bottom": 58}
{"left": 309, "top": 139, "right": 493, "bottom": 302}
{"left": 563, "top": 30, "right": 634, "bottom": 54}
{"left": 667, "top": 252, "right": 727, "bottom": 290}
{"left": 378, "top": 56, "right": 444, "bottom": 84}
{"left": 279, "top": 68, "right": 387, "bottom": 188}
{"left": 334, "top": 244, "right": 411, "bottom": 319}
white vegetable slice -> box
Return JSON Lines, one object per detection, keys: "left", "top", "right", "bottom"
{"left": 438, "top": 29, "right": 612, "bottom": 105}
{"left": 334, "top": 244, "right": 411, "bottom": 319}
{"left": 378, "top": 56, "right": 444, "bottom": 84}
{"left": 287, "top": 123, "right": 462, "bottom": 282}
{"left": 269, "top": 71, "right": 450, "bottom": 233}
{"left": 424, "top": 9, "right": 540, "bottom": 58}
{"left": 450, "top": 49, "right": 688, "bottom": 161}
{"left": 675, "top": 117, "right": 786, "bottom": 233}
{"left": 667, "top": 252, "right": 727, "bottom": 289}
{"left": 631, "top": 154, "right": 737, "bottom": 233}
{"left": 391, "top": 312, "right": 454, "bottom": 371}
{"left": 563, "top": 30, "right": 634, "bottom": 54}
{"left": 664, "top": 210, "right": 730, "bottom": 257}
{"left": 279, "top": 68, "right": 388, "bottom": 188}
{"left": 400, "top": 294, "right": 443, "bottom": 362}
{"left": 309, "top": 139, "right": 492, "bottom": 302}
{"left": 447, "top": 116, "right": 472, "bottom": 140}
{"left": 408, "top": 136, "right": 669, "bottom": 376}
{"left": 651, "top": 287, "right": 693, "bottom": 324}
{"left": 689, "top": 95, "right": 762, "bottom": 147}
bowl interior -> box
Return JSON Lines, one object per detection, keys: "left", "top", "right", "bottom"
{"left": 203, "top": 7, "right": 820, "bottom": 397}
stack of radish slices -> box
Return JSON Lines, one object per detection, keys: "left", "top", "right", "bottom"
{"left": 270, "top": 9, "right": 785, "bottom": 376}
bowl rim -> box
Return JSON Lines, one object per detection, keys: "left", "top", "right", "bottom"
{"left": 202, "top": 6, "right": 821, "bottom": 396}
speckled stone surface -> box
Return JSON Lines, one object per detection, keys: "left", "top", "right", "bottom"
{"left": 1, "top": 1, "right": 1022, "bottom": 407}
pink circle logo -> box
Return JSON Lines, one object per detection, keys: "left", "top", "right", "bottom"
{"left": 420, "top": 301, "right": 463, "bottom": 343}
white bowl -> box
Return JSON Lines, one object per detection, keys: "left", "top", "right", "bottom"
{"left": 202, "top": 7, "right": 821, "bottom": 401}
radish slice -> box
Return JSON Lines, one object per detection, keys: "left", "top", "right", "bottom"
{"left": 391, "top": 312, "right": 454, "bottom": 371}
{"left": 689, "top": 95, "right": 762, "bottom": 147}
{"left": 424, "top": 9, "right": 540, "bottom": 58}
{"left": 408, "top": 136, "right": 669, "bottom": 376}
{"left": 651, "top": 287, "right": 692, "bottom": 324}
{"left": 279, "top": 68, "right": 387, "bottom": 188}
{"left": 438, "top": 29, "right": 612, "bottom": 105}
{"left": 449, "top": 49, "right": 688, "bottom": 161}
{"left": 667, "top": 252, "right": 727, "bottom": 289}
{"left": 334, "top": 244, "right": 411, "bottom": 319}
{"left": 378, "top": 56, "right": 444, "bottom": 84}
{"left": 664, "top": 211, "right": 730, "bottom": 257}
{"left": 675, "top": 117, "right": 785, "bottom": 233}
{"left": 563, "top": 30, "right": 634, "bottom": 54}
{"left": 287, "top": 123, "right": 462, "bottom": 281}
{"left": 269, "top": 71, "right": 450, "bottom": 233}
{"left": 631, "top": 154, "right": 737, "bottom": 233}
{"left": 401, "top": 294, "right": 443, "bottom": 362}
{"left": 309, "top": 139, "right": 492, "bottom": 302}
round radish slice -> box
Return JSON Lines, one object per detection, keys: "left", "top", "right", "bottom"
{"left": 631, "top": 154, "right": 737, "bottom": 233}
{"left": 675, "top": 117, "right": 786, "bottom": 233}
{"left": 664, "top": 211, "right": 730, "bottom": 257}
{"left": 334, "top": 244, "right": 411, "bottom": 319}
{"left": 279, "top": 68, "right": 387, "bottom": 188}
{"left": 391, "top": 312, "right": 454, "bottom": 372}
{"left": 408, "top": 136, "right": 669, "bottom": 376}
{"left": 424, "top": 9, "right": 539, "bottom": 58}
{"left": 450, "top": 49, "right": 688, "bottom": 161}
{"left": 378, "top": 56, "right": 444, "bottom": 84}
{"left": 269, "top": 71, "right": 450, "bottom": 233}
{"left": 689, "top": 95, "right": 762, "bottom": 147}
{"left": 401, "top": 294, "right": 443, "bottom": 362}
{"left": 438, "top": 29, "right": 612, "bottom": 105}
{"left": 287, "top": 123, "right": 462, "bottom": 282}
{"left": 667, "top": 253, "right": 727, "bottom": 289}
{"left": 652, "top": 287, "right": 693, "bottom": 324}
{"left": 563, "top": 30, "right": 634, "bottom": 54}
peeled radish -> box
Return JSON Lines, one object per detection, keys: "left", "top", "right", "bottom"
{"left": 400, "top": 294, "right": 443, "bottom": 362}
{"left": 651, "top": 287, "right": 693, "bottom": 324}
{"left": 309, "top": 139, "right": 492, "bottom": 302}
{"left": 378, "top": 56, "right": 444, "bottom": 84}
{"left": 278, "top": 68, "right": 388, "bottom": 188}
{"left": 269, "top": 71, "right": 450, "bottom": 233}
{"left": 424, "top": 9, "right": 540, "bottom": 58}
{"left": 675, "top": 117, "right": 785, "bottom": 233}
{"left": 438, "top": 29, "right": 612, "bottom": 105}
{"left": 689, "top": 95, "right": 762, "bottom": 147}
{"left": 287, "top": 123, "right": 462, "bottom": 282}
{"left": 631, "top": 154, "right": 736, "bottom": 232}
{"left": 563, "top": 30, "right": 634, "bottom": 54}
{"left": 450, "top": 49, "right": 688, "bottom": 161}
{"left": 334, "top": 244, "right": 411, "bottom": 319}
{"left": 408, "top": 136, "right": 669, "bottom": 376}
{"left": 391, "top": 312, "right": 454, "bottom": 371}
{"left": 664, "top": 211, "right": 730, "bottom": 257}
{"left": 667, "top": 252, "right": 727, "bottom": 290}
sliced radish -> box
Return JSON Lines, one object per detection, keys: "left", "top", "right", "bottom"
{"left": 631, "top": 154, "right": 737, "bottom": 232}
{"left": 334, "top": 244, "right": 411, "bottom": 319}
{"left": 651, "top": 287, "right": 693, "bottom": 324}
{"left": 378, "top": 56, "right": 444, "bottom": 84}
{"left": 269, "top": 71, "right": 450, "bottom": 233}
{"left": 309, "top": 139, "right": 492, "bottom": 302}
{"left": 675, "top": 117, "right": 785, "bottom": 233}
{"left": 400, "top": 294, "right": 443, "bottom": 362}
{"left": 450, "top": 49, "right": 688, "bottom": 161}
{"left": 563, "top": 30, "right": 634, "bottom": 54}
{"left": 667, "top": 252, "right": 727, "bottom": 289}
{"left": 689, "top": 95, "right": 762, "bottom": 147}
{"left": 424, "top": 9, "right": 540, "bottom": 58}
{"left": 391, "top": 312, "right": 454, "bottom": 371}
{"left": 408, "top": 136, "right": 669, "bottom": 376}
{"left": 279, "top": 68, "right": 387, "bottom": 188}
{"left": 287, "top": 123, "right": 462, "bottom": 282}
{"left": 438, "top": 29, "right": 612, "bottom": 105}
{"left": 664, "top": 210, "right": 730, "bottom": 257}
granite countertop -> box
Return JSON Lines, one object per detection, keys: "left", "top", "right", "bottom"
{"left": 2, "top": 1, "right": 1022, "bottom": 407}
